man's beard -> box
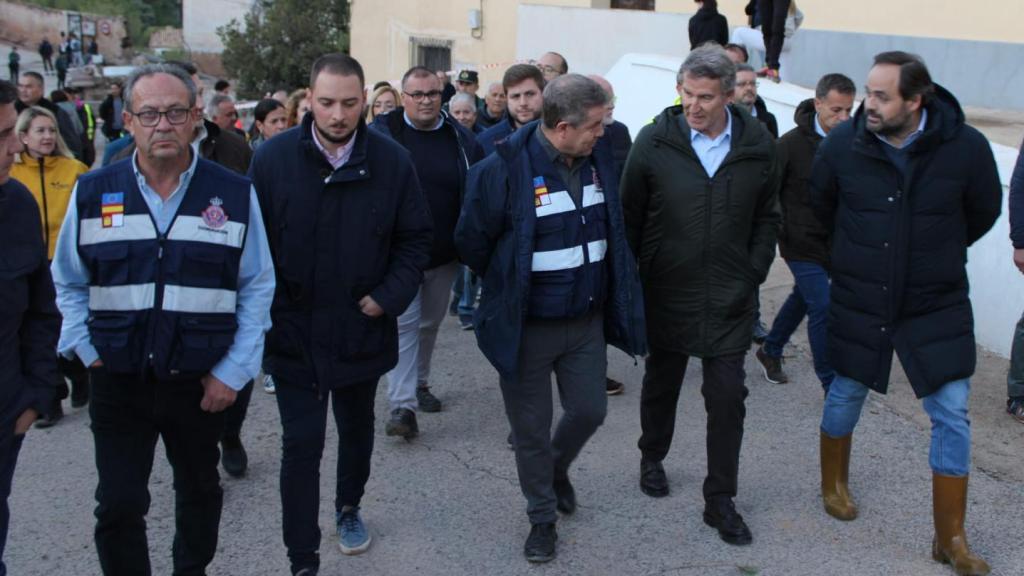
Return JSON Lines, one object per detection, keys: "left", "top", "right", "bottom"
{"left": 315, "top": 121, "right": 355, "bottom": 145}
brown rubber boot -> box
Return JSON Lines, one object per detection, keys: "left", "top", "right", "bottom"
{"left": 932, "top": 474, "right": 990, "bottom": 576}
{"left": 820, "top": 432, "right": 857, "bottom": 520}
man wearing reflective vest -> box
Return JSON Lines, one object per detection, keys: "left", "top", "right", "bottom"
{"left": 455, "top": 74, "right": 645, "bottom": 563}
{"left": 50, "top": 64, "right": 275, "bottom": 575}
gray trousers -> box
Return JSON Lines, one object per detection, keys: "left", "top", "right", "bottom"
{"left": 499, "top": 311, "right": 608, "bottom": 525}
{"left": 1009, "top": 309, "right": 1024, "bottom": 399}
{"left": 386, "top": 262, "right": 460, "bottom": 411}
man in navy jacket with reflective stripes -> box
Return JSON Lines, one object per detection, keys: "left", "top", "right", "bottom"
{"left": 51, "top": 64, "right": 275, "bottom": 575}
{"left": 455, "top": 75, "right": 645, "bottom": 564}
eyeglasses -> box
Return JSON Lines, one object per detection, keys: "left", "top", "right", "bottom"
{"left": 403, "top": 90, "right": 442, "bottom": 102}
{"left": 537, "top": 64, "right": 560, "bottom": 75}
{"left": 129, "top": 107, "right": 192, "bottom": 127}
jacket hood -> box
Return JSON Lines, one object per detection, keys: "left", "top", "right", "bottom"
{"left": 793, "top": 98, "right": 819, "bottom": 136}
{"left": 851, "top": 82, "right": 964, "bottom": 149}
{"left": 650, "top": 103, "right": 774, "bottom": 153}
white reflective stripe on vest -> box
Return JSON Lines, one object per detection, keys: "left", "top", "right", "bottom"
{"left": 88, "top": 283, "right": 156, "bottom": 311}
{"left": 167, "top": 215, "right": 247, "bottom": 249}
{"left": 161, "top": 285, "right": 238, "bottom": 314}
{"left": 582, "top": 184, "right": 605, "bottom": 208}
{"left": 79, "top": 215, "right": 157, "bottom": 245}
{"left": 532, "top": 245, "right": 584, "bottom": 272}
{"left": 587, "top": 239, "right": 608, "bottom": 263}
{"left": 535, "top": 190, "right": 575, "bottom": 218}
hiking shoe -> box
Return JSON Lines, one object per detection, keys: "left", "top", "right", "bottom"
{"left": 524, "top": 522, "right": 557, "bottom": 563}
{"left": 385, "top": 408, "right": 418, "bottom": 440}
{"left": 755, "top": 346, "right": 789, "bottom": 384}
{"left": 1007, "top": 397, "right": 1024, "bottom": 424}
{"left": 262, "top": 374, "right": 276, "bottom": 394}
{"left": 416, "top": 386, "right": 442, "bottom": 413}
{"left": 606, "top": 377, "right": 625, "bottom": 396}
{"left": 337, "top": 508, "right": 371, "bottom": 555}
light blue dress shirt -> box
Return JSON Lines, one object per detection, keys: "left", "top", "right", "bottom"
{"left": 814, "top": 114, "right": 828, "bottom": 138}
{"left": 51, "top": 151, "right": 275, "bottom": 391}
{"left": 686, "top": 108, "right": 733, "bottom": 177}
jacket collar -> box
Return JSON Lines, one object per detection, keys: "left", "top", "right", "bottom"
{"left": 299, "top": 111, "right": 371, "bottom": 182}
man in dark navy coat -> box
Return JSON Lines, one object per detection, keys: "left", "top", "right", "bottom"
{"left": 249, "top": 54, "right": 432, "bottom": 574}
{"left": 812, "top": 52, "right": 1001, "bottom": 576}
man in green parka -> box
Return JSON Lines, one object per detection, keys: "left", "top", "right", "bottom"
{"left": 621, "top": 45, "right": 781, "bottom": 546}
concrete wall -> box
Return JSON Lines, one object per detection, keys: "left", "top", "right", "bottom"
{"left": 0, "top": 1, "right": 128, "bottom": 62}
{"left": 182, "top": 0, "right": 254, "bottom": 53}
{"left": 780, "top": 30, "right": 1024, "bottom": 112}
{"left": 514, "top": 4, "right": 689, "bottom": 77}
{"left": 607, "top": 53, "right": 1023, "bottom": 358}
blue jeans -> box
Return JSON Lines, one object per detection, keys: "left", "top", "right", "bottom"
{"left": 1008, "top": 309, "right": 1024, "bottom": 399}
{"left": 763, "top": 260, "right": 834, "bottom": 389}
{"left": 821, "top": 375, "right": 972, "bottom": 476}
{"left": 457, "top": 266, "right": 479, "bottom": 323}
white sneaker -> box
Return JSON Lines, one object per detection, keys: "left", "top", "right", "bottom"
{"left": 262, "top": 374, "right": 276, "bottom": 394}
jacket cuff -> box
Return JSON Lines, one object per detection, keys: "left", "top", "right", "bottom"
{"left": 24, "top": 384, "right": 56, "bottom": 419}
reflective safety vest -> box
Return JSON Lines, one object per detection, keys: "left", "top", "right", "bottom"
{"left": 75, "top": 158, "right": 250, "bottom": 380}
{"left": 526, "top": 136, "right": 609, "bottom": 319}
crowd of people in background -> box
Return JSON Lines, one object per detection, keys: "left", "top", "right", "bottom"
{"left": 0, "top": 12, "right": 1020, "bottom": 575}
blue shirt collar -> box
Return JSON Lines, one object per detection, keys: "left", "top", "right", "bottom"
{"left": 403, "top": 111, "right": 444, "bottom": 131}
{"left": 875, "top": 108, "right": 928, "bottom": 150}
{"left": 130, "top": 146, "right": 199, "bottom": 203}
{"left": 689, "top": 108, "right": 733, "bottom": 146}
{"left": 814, "top": 114, "right": 828, "bottom": 138}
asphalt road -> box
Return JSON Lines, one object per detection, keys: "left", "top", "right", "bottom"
{"left": 6, "top": 258, "right": 1023, "bottom": 576}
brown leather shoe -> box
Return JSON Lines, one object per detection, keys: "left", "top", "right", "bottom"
{"left": 820, "top": 432, "right": 857, "bottom": 520}
{"left": 931, "top": 474, "right": 990, "bottom": 576}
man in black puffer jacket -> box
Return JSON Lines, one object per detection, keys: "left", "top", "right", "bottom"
{"left": 811, "top": 52, "right": 1001, "bottom": 576}
{"left": 754, "top": 73, "right": 855, "bottom": 390}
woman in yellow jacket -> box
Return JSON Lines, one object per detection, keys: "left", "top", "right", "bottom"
{"left": 10, "top": 105, "right": 89, "bottom": 428}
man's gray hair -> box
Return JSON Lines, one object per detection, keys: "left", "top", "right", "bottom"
{"left": 677, "top": 45, "right": 737, "bottom": 93}
{"left": 541, "top": 74, "right": 609, "bottom": 130}
{"left": 206, "top": 93, "right": 234, "bottom": 118}
{"left": 735, "top": 63, "right": 756, "bottom": 75}
{"left": 124, "top": 63, "right": 197, "bottom": 112}
{"left": 450, "top": 92, "right": 477, "bottom": 109}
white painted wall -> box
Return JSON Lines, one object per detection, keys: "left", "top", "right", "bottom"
{"left": 607, "top": 53, "right": 1022, "bottom": 358}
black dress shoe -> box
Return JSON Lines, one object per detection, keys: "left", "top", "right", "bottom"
{"left": 703, "top": 497, "right": 753, "bottom": 546}
{"left": 34, "top": 401, "right": 64, "bottom": 429}
{"left": 524, "top": 522, "right": 557, "bottom": 563}
{"left": 221, "top": 435, "right": 248, "bottom": 478}
{"left": 639, "top": 459, "right": 669, "bottom": 497}
{"left": 554, "top": 475, "right": 576, "bottom": 515}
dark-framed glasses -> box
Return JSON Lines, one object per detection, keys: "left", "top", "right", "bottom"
{"left": 403, "top": 90, "right": 442, "bottom": 102}
{"left": 129, "top": 107, "right": 192, "bottom": 127}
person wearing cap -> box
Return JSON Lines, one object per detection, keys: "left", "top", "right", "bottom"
{"left": 453, "top": 70, "right": 485, "bottom": 113}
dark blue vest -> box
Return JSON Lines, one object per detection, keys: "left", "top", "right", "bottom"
{"left": 526, "top": 136, "right": 608, "bottom": 319}
{"left": 75, "top": 158, "right": 250, "bottom": 380}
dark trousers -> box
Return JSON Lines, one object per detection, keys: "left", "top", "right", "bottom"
{"left": 1009, "top": 309, "right": 1024, "bottom": 399}
{"left": 0, "top": 429, "right": 24, "bottom": 576}
{"left": 500, "top": 312, "right": 607, "bottom": 525}
{"left": 6, "top": 65, "right": 16, "bottom": 82}
{"left": 275, "top": 378, "right": 378, "bottom": 573}
{"left": 638, "top": 347, "right": 748, "bottom": 500}
{"left": 221, "top": 380, "right": 253, "bottom": 439}
{"left": 56, "top": 354, "right": 88, "bottom": 403}
{"left": 41, "top": 55, "right": 53, "bottom": 72}
{"left": 758, "top": 0, "right": 791, "bottom": 69}
{"left": 90, "top": 368, "right": 226, "bottom": 576}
